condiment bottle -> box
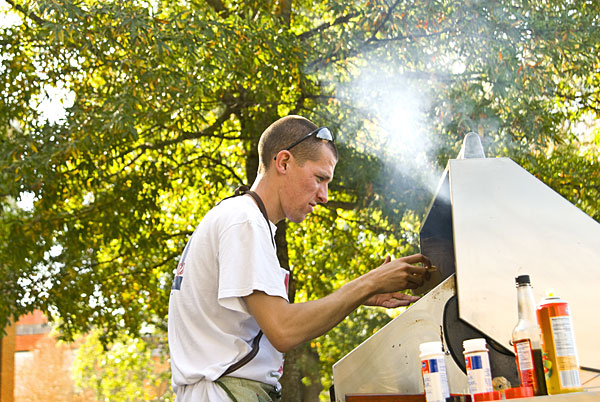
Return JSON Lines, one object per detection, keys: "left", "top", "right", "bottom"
{"left": 537, "top": 292, "right": 583, "bottom": 394}
{"left": 463, "top": 338, "right": 493, "bottom": 396}
{"left": 420, "top": 341, "right": 450, "bottom": 402}
{"left": 511, "top": 275, "right": 547, "bottom": 395}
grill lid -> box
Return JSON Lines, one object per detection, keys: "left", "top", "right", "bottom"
{"left": 419, "top": 134, "right": 600, "bottom": 370}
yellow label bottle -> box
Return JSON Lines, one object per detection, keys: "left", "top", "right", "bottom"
{"left": 536, "top": 294, "right": 583, "bottom": 394}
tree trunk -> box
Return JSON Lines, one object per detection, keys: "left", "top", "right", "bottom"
{"left": 276, "top": 222, "right": 323, "bottom": 401}
{"left": 280, "top": 342, "right": 323, "bottom": 402}
{"left": 274, "top": 0, "right": 292, "bottom": 26}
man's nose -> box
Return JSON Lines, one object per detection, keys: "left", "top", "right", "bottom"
{"left": 317, "top": 183, "right": 328, "bottom": 204}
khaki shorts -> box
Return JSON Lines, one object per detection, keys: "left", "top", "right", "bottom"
{"left": 215, "top": 376, "right": 282, "bottom": 402}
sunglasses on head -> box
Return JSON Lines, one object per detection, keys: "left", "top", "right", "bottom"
{"left": 273, "top": 127, "right": 335, "bottom": 160}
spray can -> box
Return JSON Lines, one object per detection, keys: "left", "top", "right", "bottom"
{"left": 463, "top": 338, "right": 494, "bottom": 396}
{"left": 536, "top": 294, "right": 582, "bottom": 394}
{"left": 420, "top": 341, "right": 450, "bottom": 402}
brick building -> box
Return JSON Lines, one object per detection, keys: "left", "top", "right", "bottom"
{"left": 14, "top": 310, "right": 51, "bottom": 358}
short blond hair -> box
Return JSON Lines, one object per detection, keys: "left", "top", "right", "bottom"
{"left": 257, "top": 115, "right": 337, "bottom": 174}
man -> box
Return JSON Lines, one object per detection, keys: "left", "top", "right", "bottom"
{"left": 168, "top": 115, "right": 431, "bottom": 401}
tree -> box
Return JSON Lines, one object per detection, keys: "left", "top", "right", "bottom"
{"left": 72, "top": 330, "right": 172, "bottom": 402}
{"left": 1, "top": 0, "right": 598, "bottom": 400}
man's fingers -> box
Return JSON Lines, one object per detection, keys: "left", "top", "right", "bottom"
{"left": 406, "top": 265, "right": 428, "bottom": 276}
{"left": 369, "top": 292, "right": 421, "bottom": 308}
{"left": 397, "top": 253, "right": 432, "bottom": 267}
{"left": 382, "top": 299, "right": 410, "bottom": 308}
{"left": 391, "top": 293, "right": 420, "bottom": 303}
{"left": 408, "top": 265, "right": 428, "bottom": 287}
{"left": 406, "top": 274, "right": 424, "bottom": 288}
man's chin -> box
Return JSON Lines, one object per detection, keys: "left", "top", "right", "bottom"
{"left": 289, "top": 213, "right": 308, "bottom": 224}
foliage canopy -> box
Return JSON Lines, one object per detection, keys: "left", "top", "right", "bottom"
{"left": 1, "top": 0, "right": 598, "bottom": 398}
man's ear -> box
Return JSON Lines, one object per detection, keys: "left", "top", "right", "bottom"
{"left": 274, "top": 151, "right": 292, "bottom": 173}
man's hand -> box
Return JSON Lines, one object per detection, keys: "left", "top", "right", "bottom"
{"left": 364, "top": 292, "right": 420, "bottom": 308}
{"left": 361, "top": 254, "right": 428, "bottom": 307}
{"left": 363, "top": 253, "right": 432, "bottom": 295}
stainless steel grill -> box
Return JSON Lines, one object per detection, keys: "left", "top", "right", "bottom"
{"left": 332, "top": 133, "right": 600, "bottom": 401}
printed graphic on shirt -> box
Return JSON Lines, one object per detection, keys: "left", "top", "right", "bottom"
{"left": 171, "top": 239, "right": 192, "bottom": 291}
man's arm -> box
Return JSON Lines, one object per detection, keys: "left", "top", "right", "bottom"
{"left": 243, "top": 253, "right": 430, "bottom": 353}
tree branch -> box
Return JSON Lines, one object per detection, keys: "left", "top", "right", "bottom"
{"left": 171, "top": 153, "right": 247, "bottom": 185}
{"left": 197, "top": 0, "right": 230, "bottom": 18}
{"left": 110, "top": 105, "right": 239, "bottom": 164}
{"left": 5, "top": 0, "right": 47, "bottom": 25}
{"left": 297, "top": 12, "right": 360, "bottom": 40}
{"left": 102, "top": 250, "right": 183, "bottom": 280}
{"left": 311, "top": 207, "right": 404, "bottom": 238}
{"left": 274, "top": 0, "right": 292, "bottom": 27}
{"left": 324, "top": 200, "right": 358, "bottom": 210}
{"left": 366, "top": 0, "right": 402, "bottom": 44}
{"left": 307, "top": 27, "right": 457, "bottom": 72}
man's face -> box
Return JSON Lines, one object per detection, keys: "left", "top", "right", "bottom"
{"left": 280, "top": 145, "right": 337, "bottom": 223}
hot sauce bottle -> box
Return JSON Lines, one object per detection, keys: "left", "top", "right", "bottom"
{"left": 512, "top": 275, "right": 547, "bottom": 396}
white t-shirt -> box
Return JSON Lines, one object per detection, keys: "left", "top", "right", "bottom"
{"left": 168, "top": 195, "right": 289, "bottom": 401}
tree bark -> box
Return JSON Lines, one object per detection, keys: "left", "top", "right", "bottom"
{"left": 276, "top": 221, "right": 323, "bottom": 401}
{"left": 274, "top": 0, "right": 292, "bottom": 26}
{"left": 280, "top": 342, "right": 323, "bottom": 402}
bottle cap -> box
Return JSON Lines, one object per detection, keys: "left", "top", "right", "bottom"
{"left": 463, "top": 338, "right": 488, "bottom": 353}
{"left": 473, "top": 391, "right": 502, "bottom": 401}
{"left": 515, "top": 275, "right": 530, "bottom": 285}
{"left": 505, "top": 386, "right": 534, "bottom": 399}
{"left": 419, "top": 341, "right": 443, "bottom": 357}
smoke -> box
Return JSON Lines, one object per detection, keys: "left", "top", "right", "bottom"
{"left": 335, "top": 64, "right": 443, "bottom": 200}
